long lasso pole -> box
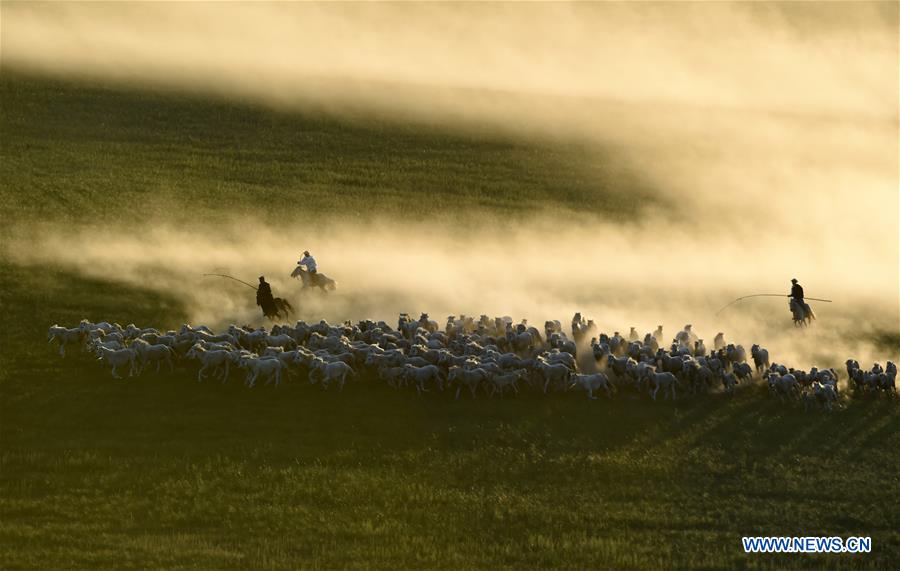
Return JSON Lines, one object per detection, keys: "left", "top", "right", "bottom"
{"left": 715, "top": 293, "right": 832, "bottom": 316}
{"left": 202, "top": 273, "right": 258, "bottom": 290}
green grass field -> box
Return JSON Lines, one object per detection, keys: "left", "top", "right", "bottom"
{"left": 2, "top": 74, "right": 899, "bottom": 569}
{"left": 0, "top": 73, "right": 652, "bottom": 231}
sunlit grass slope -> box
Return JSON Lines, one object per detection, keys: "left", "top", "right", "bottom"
{"left": 0, "top": 73, "right": 651, "bottom": 230}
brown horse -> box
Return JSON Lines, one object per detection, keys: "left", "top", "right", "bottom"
{"left": 290, "top": 266, "right": 337, "bottom": 292}
{"left": 263, "top": 297, "right": 294, "bottom": 322}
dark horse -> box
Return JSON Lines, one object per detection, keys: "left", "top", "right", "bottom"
{"left": 257, "top": 279, "right": 294, "bottom": 322}
{"left": 264, "top": 297, "right": 294, "bottom": 322}
{"left": 290, "top": 266, "right": 337, "bottom": 292}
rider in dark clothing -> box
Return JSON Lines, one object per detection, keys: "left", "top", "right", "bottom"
{"left": 256, "top": 276, "right": 277, "bottom": 317}
{"left": 789, "top": 278, "right": 804, "bottom": 303}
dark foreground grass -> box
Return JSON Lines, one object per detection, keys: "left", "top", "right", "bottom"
{"left": 2, "top": 262, "right": 899, "bottom": 569}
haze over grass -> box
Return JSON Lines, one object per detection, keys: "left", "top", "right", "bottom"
{"left": 1, "top": 4, "right": 899, "bottom": 568}
{"left": 2, "top": 3, "right": 899, "bottom": 365}
{"left": 2, "top": 3, "right": 897, "bottom": 331}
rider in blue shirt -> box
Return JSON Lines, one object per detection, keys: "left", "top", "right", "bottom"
{"left": 298, "top": 251, "right": 317, "bottom": 275}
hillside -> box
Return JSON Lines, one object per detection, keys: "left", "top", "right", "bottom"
{"left": 0, "top": 73, "right": 652, "bottom": 230}
{"left": 1, "top": 74, "right": 898, "bottom": 569}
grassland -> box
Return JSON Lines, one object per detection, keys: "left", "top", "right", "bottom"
{"left": 1, "top": 74, "right": 899, "bottom": 569}
{"left": 0, "top": 73, "right": 652, "bottom": 231}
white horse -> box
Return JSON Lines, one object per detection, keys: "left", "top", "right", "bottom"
{"left": 645, "top": 370, "right": 678, "bottom": 401}
{"left": 569, "top": 372, "right": 615, "bottom": 400}
{"left": 308, "top": 360, "right": 355, "bottom": 390}
{"left": 290, "top": 266, "right": 337, "bottom": 292}
{"left": 95, "top": 347, "right": 139, "bottom": 379}
{"left": 48, "top": 325, "right": 85, "bottom": 357}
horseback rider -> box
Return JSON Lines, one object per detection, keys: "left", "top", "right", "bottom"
{"left": 787, "top": 278, "right": 815, "bottom": 323}
{"left": 256, "top": 276, "right": 277, "bottom": 317}
{"left": 298, "top": 251, "right": 317, "bottom": 275}
{"left": 788, "top": 278, "right": 804, "bottom": 304}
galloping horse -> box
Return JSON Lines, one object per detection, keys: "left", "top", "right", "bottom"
{"left": 265, "top": 298, "right": 294, "bottom": 322}
{"left": 290, "top": 266, "right": 337, "bottom": 292}
{"left": 790, "top": 298, "right": 815, "bottom": 327}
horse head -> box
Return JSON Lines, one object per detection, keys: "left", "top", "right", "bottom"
{"left": 290, "top": 265, "right": 305, "bottom": 278}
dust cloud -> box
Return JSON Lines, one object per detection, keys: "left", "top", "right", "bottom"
{"left": 5, "top": 213, "right": 897, "bottom": 369}
{"left": 2, "top": 3, "right": 898, "bottom": 367}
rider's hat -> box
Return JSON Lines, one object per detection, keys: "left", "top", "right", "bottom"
{"left": 791, "top": 278, "right": 798, "bottom": 283}
{"left": 259, "top": 276, "right": 264, "bottom": 281}
{"left": 303, "top": 250, "right": 310, "bottom": 256}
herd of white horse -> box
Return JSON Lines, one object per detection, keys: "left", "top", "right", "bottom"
{"left": 48, "top": 313, "right": 897, "bottom": 409}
